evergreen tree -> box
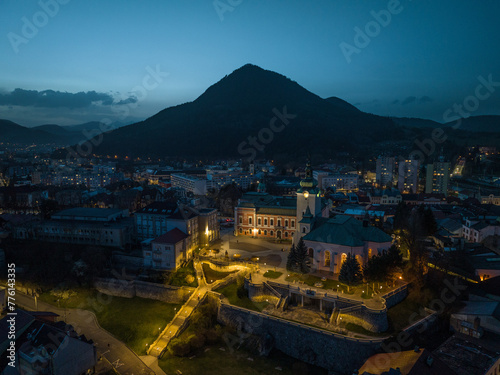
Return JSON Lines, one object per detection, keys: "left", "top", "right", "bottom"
{"left": 286, "top": 243, "right": 296, "bottom": 271}
{"left": 286, "top": 238, "right": 310, "bottom": 274}
{"left": 339, "top": 253, "right": 362, "bottom": 285}
{"left": 363, "top": 245, "right": 404, "bottom": 282}
{"left": 296, "top": 237, "right": 310, "bottom": 274}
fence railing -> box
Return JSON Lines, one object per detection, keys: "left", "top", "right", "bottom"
{"left": 219, "top": 302, "right": 387, "bottom": 344}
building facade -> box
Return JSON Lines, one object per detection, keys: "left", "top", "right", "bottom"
{"left": 35, "top": 208, "right": 133, "bottom": 248}
{"left": 143, "top": 228, "right": 189, "bottom": 270}
{"left": 135, "top": 201, "right": 219, "bottom": 251}
{"left": 302, "top": 215, "right": 393, "bottom": 274}
{"left": 171, "top": 173, "right": 207, "bottom": 195}
{"left": 398, "top": 158, "right": 420, "bottom": 193}
{"left": 376, "top": 156, "right": 395, "bottom": 188}
{"left": 426, "top": 158, "right": 451, "bottom": 196}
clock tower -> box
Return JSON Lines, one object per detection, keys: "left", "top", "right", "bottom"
{"left": 295, "top": 159, "right": 322, "bottom": 243}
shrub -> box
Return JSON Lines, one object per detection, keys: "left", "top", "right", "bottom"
{"left": 205, "top": 325, "right": 223, "bottom": 344}
{"left": 236, "top": 283, "right": 247, "bottom": 299}
{"left": 188, "top": 333, "right": 206, "bottom": 349}
{"left": 168, "top": 337, "right": 191, "bottom": 357}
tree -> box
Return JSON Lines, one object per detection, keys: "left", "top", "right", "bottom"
{"left": 394, "top": 201, "right": 410, "bottom": 230}
{"left": 423, "top": 206, "right": 437, "bottom": 235}
{"left": 363, "top": 245, "right": 404, "bottom": 282}
{"left": 286, "top": 238, "right": 310, "bottom": 274}
{"left": 339, "top": 253, "right": 362, "bottom": 285}
{"left": 286, "top": 243, "right": 296, "bottom": 271}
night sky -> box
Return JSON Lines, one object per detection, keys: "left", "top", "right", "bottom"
{"left": 1, "top": 0, "right": 500, "bottom": 126}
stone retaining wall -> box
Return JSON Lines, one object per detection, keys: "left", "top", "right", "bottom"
{"left": 338, "top": 305, "right": 389, "bottom": 333}
{"left": 217, "top": 302, "right": 382, "bottom": 374}
{"left": 93, "top": 278, "right": 193, "bottom": 303}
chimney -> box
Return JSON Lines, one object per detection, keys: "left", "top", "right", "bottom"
{"left": 426, "top": 356, "right": 434, "bottom": 367}
{"left": 474, "top": 317, "right": 481, "bottom": 330}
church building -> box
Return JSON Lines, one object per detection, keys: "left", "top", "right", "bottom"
{"left": 234, "top": 160, "right": 392, "bottom": 273}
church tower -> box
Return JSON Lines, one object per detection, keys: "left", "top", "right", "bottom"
{"left": 294, "top": 159, "right": 322, "bottom": 243}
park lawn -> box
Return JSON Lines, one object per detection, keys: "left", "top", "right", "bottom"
{"left": 386, "top": 286, "right": 437, "bottom": 333}
{"left": 39, "top": 288, "right": 181, "bottom": 355}
{"left": 169, "top": 260, "right": 198, "bottom": 287}
{"left": 202, "top": 263, "right": 236, "bottom": 284}
{"left": 285, "top": 272, "right": 350, "bottom": 291}
{"left": 216, "top": 283, "right": 269, "bottom": 312}
{"left": 387, "top": 295, "right": 428, "bottom": 333}
{"left": 159, "top": 345, "right": 327, "bottom": 375}
{"left": 263, "top": 270, "right": 283, "bottom": 279}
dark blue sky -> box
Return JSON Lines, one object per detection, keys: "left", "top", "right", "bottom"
{"left": 1, "top": 0, "right": 500, "bottom": 126}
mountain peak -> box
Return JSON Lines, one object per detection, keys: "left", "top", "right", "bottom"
{"left": 194, "top": 64, "right": 319, "bottom": 109}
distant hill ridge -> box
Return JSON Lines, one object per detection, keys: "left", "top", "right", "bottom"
{"left": 2, "top": 64, "right": 500, "bottom": 157}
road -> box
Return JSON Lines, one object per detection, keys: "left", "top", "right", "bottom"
{"left": 15, "top": 292, "right": 156, "bottom": 375}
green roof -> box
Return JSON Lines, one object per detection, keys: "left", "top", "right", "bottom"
{"left": 303, "top": 215, "right": 392, "bottom": 246}
{"left": 256, "top": 207, "right": 296, "bottom": 216}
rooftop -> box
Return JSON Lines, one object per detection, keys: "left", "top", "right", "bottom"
{"left": 303, "top": 215, "right": 392, "bottom": 246}
{"left": 152, "top": 227, "right": 189, "bottom": 244}
{"left": 359, "top": 348, "right": 454, "bottom": 375}
{"left": 52, "top": 207, "right": 125, "bottom": 221}
{"left": 433, "top": 334, "right": 500, "bottom": 375}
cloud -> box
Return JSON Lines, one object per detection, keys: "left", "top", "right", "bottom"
{"left": 401, "top": 96, "right": 416, "bottom": 105}
{"left": 0, "top": 88, "right": 135, "bottom": 108}
{"left": 392, "top": 96, "right": 434, "bottom": 106}
{"left": 419, "top": 95, "right": 433, "bottom": 103}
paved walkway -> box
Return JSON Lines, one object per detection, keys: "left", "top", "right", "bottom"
{"left": 147, "top": 260, "right": 210, "bottom": 358}
{"left": 210, "top": 227, "right": 290, "bottom": 268}
{"left": 15, "top": 292, "right": 155, "bottom": 375}
{"left": 251, "top": 265, "right": 391, "bottom": 309}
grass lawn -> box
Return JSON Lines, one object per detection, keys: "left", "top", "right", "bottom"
{"left": 159, "top": 345, "right": 327, "bottom": 375}
{"left": 168, "top": 260, "right": 198, "bottom": 287}
{"left": 39, "top": 288, "right": 182, "bottom": 355}
{"left": 202, "top": 263, "right": 236, "bottom": 284}
{"left": 345, "top": 323, "right": 388, "bottom": 337}
{"left": 284, "top": 272, "right": 351, "bottom": 291}
{"left": 216, "top": 283, "right": 269, "bottom": 312}
{"left": 387, "top": 296, "right": 427, "bottom": 333}
{"left": 263, "top": 270, "right": 283, "bottom": 279}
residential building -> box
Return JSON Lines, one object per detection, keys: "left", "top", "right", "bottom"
{"left": 0, "top": 311, "right": 96, "bottom": 375}
{"left": 320, "top": 173, "right": 359, "bottom": 192}
{"left": 376, "top": 156, "right": 395, "bottom": 188}
{"left": 171, "top": 173, "right": 207, "bottom": 195}
{"left": 35, "top": 208, "right": 133, "bottom": 248}
{"left": 206, "top": 170, "right": 255, "bottom": 191}
{"left": 368, "top": 189, "right": 402, "bottom": 205}
{"left": 398, "top": 158, "right": 420, "bottom": 193}
{"left": 426, "top": 158, "right": 451, "bottom": 196}
{"left": 143, "top": 227, "right": 189, "bottom": 270}
{"left": 136, "top": 201, "right": 219, "bottom": 254}
{"left": 450, "top": 301, "right": 500, "bottom": 337}
{"left": 482, "top": 194, "right": 500, "bottom": 205}
{"left": 433, "top": 334, "right": 500, "bottom": 375}
{"left": 462, "top": 218, "right": 500, "bottom": 243}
